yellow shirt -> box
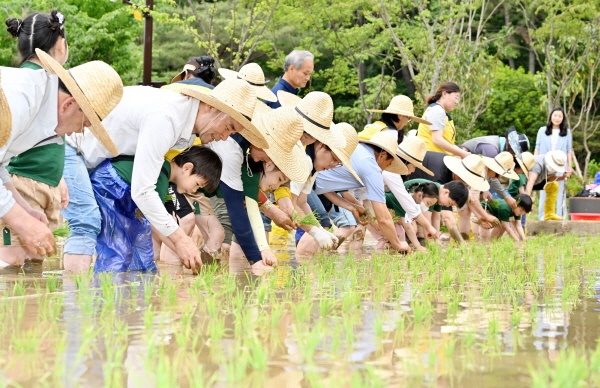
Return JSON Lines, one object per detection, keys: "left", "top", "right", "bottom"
{"left": 417, "top": 105, "right": 456, "bottom": 155}
{"left": 358, "top": 121, "right": 389, "bottom": 141}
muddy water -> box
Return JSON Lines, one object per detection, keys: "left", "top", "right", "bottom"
{"left": 0, "top": 237, "right": 599, "bottom": 387}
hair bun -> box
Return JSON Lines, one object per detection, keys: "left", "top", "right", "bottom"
{"left": 5, "top": 18, "right": 23, "bottom": 37}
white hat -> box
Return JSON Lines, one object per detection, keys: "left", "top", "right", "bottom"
{"left": 218, "top": 63, "right": 277, "bottom": 102}
{"left": 545, "top": 150, "right": 567, "bottom": 174}
{"left": 397, "top": 136, "right": 433, "bottom": 176}
{"left": 444, "top": 154, "right": 490, "bottom": 191}
{"left": 482, "top": 151, "right": 519, "bottom": 180}
{"left": 277, "top": 90, "right": 344, "bottom": 149}
{"left": 367, "top": 95, "right": 431, "bottom": 125}
{"left": 178, "top": 79, "right": 268, "bottom": 149}
{"left": 359, "top": 130, "right": 408, "bottom": 175}
{"left": 35, "top": 49, "right": 123, "bottom": 155}
{"left": 330, "top": 122, "right": 363, "bottom": 185}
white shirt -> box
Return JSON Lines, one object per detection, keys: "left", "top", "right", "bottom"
{"left": 551, "top": 128, "right": 559, "bottom": 151}
{"left": 0, "top": 67, "right": 59, "bottom": 217}
{"left": 78, "top": 86, "right": 199, "bottom": 237}
{"left": 207, "top": 137, "right": 244, "bottom": 191}
{"left": 382, "top": 170, "right": 421, "bottom": 222}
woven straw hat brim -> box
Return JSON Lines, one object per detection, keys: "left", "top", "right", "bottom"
{"left": 219, "top": 68, "right": 277, "bottom": 102}
{"left": 366, "top": 108, "right": 432, "bottom": 125}
{"left": 171, "top": 64, "right": 196, "bottom": 83}
{"left": 329, "top": 123, "right": 362, "bottom": 185}
{"left": 396, "top": 146, "right": 434, "bottom": 176}
{"left": 482, "top": 156, "right": 519, "bottom": 180}
{"left": 179, "top": 87, "right": 269, "bottom": 149}
{"left": 265, "top": 140, "right": 311, "bottom": 183}
{"left": 516, "top": 152, "right": 535, "bottom": 176}
{"left": 545, "top": 151, "right": 567, "bottom": 174}
{"left": 0, "top": 70, "right": 11, "bottom": 147}
{"left": 277, "top": 90, "right": 344, "bottom": 149}
{"left": 443, "top": 156, "right": 490, "bottom": 191}
{"left": 359, "top": 138, "right": 408, "bottom": 175}
{"left": 36, "top": 49, "right": 121, "bottom": 156}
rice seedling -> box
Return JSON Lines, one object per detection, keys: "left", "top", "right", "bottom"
{"left": 52, "top": 223, "right": 70, "bottom": 239}
{"left": 291, "top": 210, "right": 320, "bottom": 227}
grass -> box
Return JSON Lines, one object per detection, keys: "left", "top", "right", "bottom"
{"left": 0, "top": 234, "right": 598, "bottom": 386}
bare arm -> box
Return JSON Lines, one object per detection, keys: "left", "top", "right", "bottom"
{"left": 502, "top": 220, "right": 520, "bottom": 241}
{"left": 372, "top": 201, "right": 411, "bottom": 253}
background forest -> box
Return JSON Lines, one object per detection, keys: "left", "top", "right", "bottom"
{"left": 1, "top": 0, "right": 599, "bottom": 183}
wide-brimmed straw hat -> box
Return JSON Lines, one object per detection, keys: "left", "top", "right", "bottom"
{"left": 330, "top": 122, "right": 363, "bottom": 185}
{"left": 178, "top": 79, "right": 268, "bottom": 149}
{"left": 516, "top": 151, "right": 536, "bottom": 176}
{"left": 0, "top": 71, "right": 11, "bottom": 147}
{"left": 444, "top": 154, "right": 490, "bottom": 191}
{"left": 171, "top": 63, "right": 196, "bottom": 83}
{"left": 544, "top": 150, "right": 567, "bottom": 174}
{"left": 396, "top": 136, "right": 433, "bottom": 176}
{"left": 367, "top": 95, "right": 432, "bottom": 125}
{"left": 277, "top": 90, "right": 344, "bottom": 149}
{"left": 35, "top": 49, "right": 123, "bottom": 155}
{"left": 482, "top": 151, "right": 519, "bottom": 180}
{"left": 252, "top": 106, "right": 310, "bottom": 182}
{"left": 359, "top": 130, "right": 408, "bottom": 175}
{"left": 219, "top": 63, "right": 277, "bottom": 102}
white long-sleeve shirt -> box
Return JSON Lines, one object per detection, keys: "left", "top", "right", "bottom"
{"left": 78, "top": 86, "right": 199, "bottom": 237}
{"left": 0, "top": 67, "right": 59, "bottom": 217}
{"left": 382, "top": 170, "right": 421, "bottom": 222}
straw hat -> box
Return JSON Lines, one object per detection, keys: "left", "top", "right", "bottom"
{"left": 444, "top": 154, "right": 490, "bottom": 191}
{"left": 359, "top": 130, "right": 408, "bottom": 175}
{"left": 277, "top": 90, "right": 344, "bottom": 149}
{"left": 329, "top": 122, "right": 363, "bottom": 185}
{"left": 516, "top": 152, "right": 535, "bottom": 176}
{"left": 219, "top": 63, "right": 277, "bottom": 102}
{"left": 171, "top": 63, "right": 196, "bottom": 83}
{"left": 544, "top": 150, "right": 567, "bottom": 174}
{"left": 252, "top": 106, "right": 310, "bottom": 182}
{"left": 396, "top": 136, "right": 433, "bottom": 176}
{"left": 0, "top": 70, "right": 11, "bottom": 147}
{"left": 482, "top": 151, "right": 519, "bottom": 180}
{"left": 178, "top": 79, "right": 268, "bottom": 149}
{"left": 367, "top": 95, "right": 432, "bottom": 125}
{"left": 35, "top": 49, "right": 123, "bottom": 155}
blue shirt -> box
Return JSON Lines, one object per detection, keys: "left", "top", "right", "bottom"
{"left": 266, "top": 77, "right": 298, "bottom": 108}
{"left": 315, "top": 143, "right": 385, "bottom": 203}
{"left": 177, "top": 78, "right": 215, "bottom": 89}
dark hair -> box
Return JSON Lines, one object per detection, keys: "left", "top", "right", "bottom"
{"left": 426, "top": 82, "right": 461, "bottom": 105}
{"left": 444, "top": 180, "right": 469, "bottom": 208}
{"left": 6, "top": 10, "right": 66, "bottom": 65}
{"left": 186, "top": 56, "right": 216, "bottom": 84}
{"left": 407, "top": 181, "right": 439, "bottom": 198}
{"left": 172, "top": 146, "right": 222, "bottom": 193}
{"left": 371, "top": 145, "right": 393, "bottom": 160}
{"left": 545, "top": 107, "right": 568, "bottom": 137}
{"left": 381, "top": 113, "right": 404, "bottom": 144}
{"left": 515, "top": 193, "right": 533, "bottom": 213}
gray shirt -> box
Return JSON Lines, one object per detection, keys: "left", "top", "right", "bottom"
{"left": 530, "top": 155, "right": 548, "bottom": 185}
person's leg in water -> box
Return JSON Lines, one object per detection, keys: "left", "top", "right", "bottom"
{"left": 61, "top": 144, "right": 102, "bottom": 273}
{"left": 211, "top": 197, "right": 233, "bottom": 262}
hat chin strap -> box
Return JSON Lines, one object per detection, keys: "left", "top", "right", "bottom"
{"left": 493, "top": 158, "right": 511, "bottom": 175}
{"left": 461, "top": 160, "right": 485, "bottom": 179}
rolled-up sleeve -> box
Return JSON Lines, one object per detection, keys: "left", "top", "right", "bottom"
{"left": 131, "top": 115, "right": 179, "bottom": 237}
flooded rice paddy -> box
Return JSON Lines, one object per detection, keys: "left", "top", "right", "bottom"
{"left": 1, "top": 234, "right": 600, "bottom": 387}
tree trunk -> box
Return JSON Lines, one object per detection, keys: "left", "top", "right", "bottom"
{"left": 504, "top": 3, "right": 516, "bottom": 69}
{"left": 401, "top": 65, "right": 415, "bottom": 96}
{"left": 528, "top": 47, "right": 535, "bottom": 74}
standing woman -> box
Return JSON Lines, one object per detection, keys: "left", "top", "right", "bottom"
{"left": 1, "top": 10, "right": 69, "bottom": 265}
{"left": 417, "top": 82, "right": 470, "bottom": 158}
{"left": 535, "top": 107, "right": 573, "bottom": 219}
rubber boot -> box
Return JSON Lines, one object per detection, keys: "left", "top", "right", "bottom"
{"left": 543, "top": 181, "right": 563, "bottom": 220}
{"left": 269, "top": 222, "right": 290, "bottom": 246}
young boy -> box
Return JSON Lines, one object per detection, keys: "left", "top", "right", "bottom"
{"left": 92, "top": 146, "right": 222, "bottom": 273}
{"left": 473, "top": 193, "right": 532, "bottom": 242}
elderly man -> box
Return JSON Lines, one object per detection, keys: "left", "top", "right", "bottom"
{"left": 0, "top": 50, "right": 123, "bottom": 266}
{"left": 266, "top": 50, "right": 314, "bottom": 109}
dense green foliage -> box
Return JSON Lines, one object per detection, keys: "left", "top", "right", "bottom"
{"left": 0, "top": 0, "right": 598, "bottom": 180}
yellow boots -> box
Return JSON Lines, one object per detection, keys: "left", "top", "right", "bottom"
{"left": 543, "top": 181, "right": 563, "bottom": 220}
